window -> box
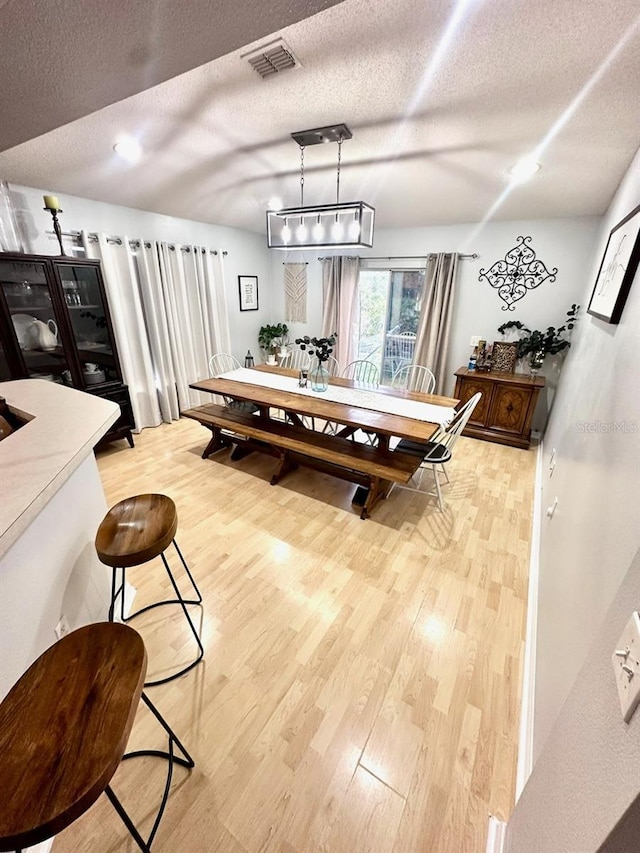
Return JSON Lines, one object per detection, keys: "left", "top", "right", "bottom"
{"left": 356, "top": 268, "right": 425, "bottom": 382}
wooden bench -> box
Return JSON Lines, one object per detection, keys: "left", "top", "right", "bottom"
{"left": 182, "top": 403, "right": 424, "bottom": 519}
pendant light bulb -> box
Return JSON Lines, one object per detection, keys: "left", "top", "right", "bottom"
{"left": 281, "top": 219, "right": 291, "bottom": 243}
{"left": 313, "top": 217, "right": 324, "bottom": 240}
{"left": 296, "top": 220, "right": 308, "bottom": 241}
{"left": 331, "top": 218, "right": 343, "bottom": 240}
{"left": 348, "top": 217, "right": 361, "bottom": 239}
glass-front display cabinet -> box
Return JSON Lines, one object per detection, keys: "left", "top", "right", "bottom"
{"left": 0, "top": 253, "right": 135, "bottom": 446}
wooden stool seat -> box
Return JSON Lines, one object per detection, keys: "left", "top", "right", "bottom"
{"left": 0, "top": 623, "right": 146, "bottom": 851}
{"left": 96, "top": 493, "right": 204, "bottom": 688}
{"left": 95, "top": 494, "right": 178, "bottom": 568}
{"left": 0, "top": 624, "right": 194, "bottom": 853}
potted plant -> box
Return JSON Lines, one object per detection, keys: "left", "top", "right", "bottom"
{"left": 497, "top": 304, "right": 579, "bottom": 375}
{"left": 295, "top": 333, "right": 337, "bottom": 391}
{"left": 258, "top": 323, "right": 289, "bottom": 363}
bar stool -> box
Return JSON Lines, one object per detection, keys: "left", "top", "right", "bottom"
{"left": 0, "top": 623, "right": 194, "bottom": 853}
{"left": 95, "top": 493, "right": 204, "bottom": 686}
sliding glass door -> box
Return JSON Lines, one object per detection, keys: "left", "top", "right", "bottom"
{"left": 357, "top": 268, "right": 425, "bottom": 382}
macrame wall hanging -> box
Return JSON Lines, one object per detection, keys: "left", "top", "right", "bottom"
{"left": 283, "top": 262, "right": 308, "bottom": 322}
{"left": 478, "top": 236, "right": 557, "bottom": 310}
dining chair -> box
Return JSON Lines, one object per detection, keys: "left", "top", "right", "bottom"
{"left": 209, "top": 352, "right": 258, "bottom": 415}
{"left": 209, "top": 352, "right": 240, "bottom": 376}
{"left": 342, "top": 360, "right": 379, "bottom": 386}
{"left": 340, "top": 360, "right": 380, "bottom": 444}
{"left": 325, "top": 355, "right": 340, "bottom": 377}
{"left": 394, "top": 392, "right": 482, "bottom": 511}
{"left": 391, "top": 364, "right": 436, "bottom": 394}
{"left": 280, "top": 348, "right": 312, "bottom": 371}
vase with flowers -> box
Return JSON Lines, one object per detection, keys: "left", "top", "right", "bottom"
{"left": 295, "top": 333, "right": 337, "bottom": 392}
{"left": 497, "top": 304, "right": 579, "bottom": 376}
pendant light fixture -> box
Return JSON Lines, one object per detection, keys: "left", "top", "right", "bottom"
{"left": 266, "top": 123, "right": 375, "bottom": 250}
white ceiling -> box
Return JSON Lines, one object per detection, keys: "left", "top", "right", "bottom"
{"left": 1, "top": 0, "right": 639, "bottom": 234}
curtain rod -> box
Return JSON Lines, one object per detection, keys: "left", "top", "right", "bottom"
{"left": 318, "top": 252, "right": 478, "bottom": 261}
{"left": 49, "top": 229, "right": 227, "bottom": 255}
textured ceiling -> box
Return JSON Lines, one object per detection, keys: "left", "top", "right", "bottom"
{"left": 0, "top": 0, "right": 639, "bottom": 232}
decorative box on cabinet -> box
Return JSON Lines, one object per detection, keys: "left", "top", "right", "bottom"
{"left": 0, "top": 252, "right": 135, "bottom": 447}
{"left": 453, "top": 367, "right": 544, "bottom": 449}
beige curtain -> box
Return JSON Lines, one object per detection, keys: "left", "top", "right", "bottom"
{"left": 413, "top": 253, "right": 459, "bottom": 395}
{"left": 320, "top": 256, "right": 360, "bottom": 369}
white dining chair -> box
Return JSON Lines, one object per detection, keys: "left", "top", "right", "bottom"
{"left": 340, "top": 360, "right": 380, "bottom": 444}
{"left": 280, "top": 348, "right": 311, "bottom": 371}
{"left": 391, "top": 364, "right": 436, "bottom": 394}
{"left": 324, "top": 355, "right": 340, "bottom": 377}
{"left": 209, "top": 352, "right": 257, "bottom": 415}
{"left": 394, "top": 392, "right": 482, "bottom": 511}
{"left": 342, "top": 360, "right": 379, "bottom": 386}
{"left": 209, "top": 352, "right": 240, "bottom": 376}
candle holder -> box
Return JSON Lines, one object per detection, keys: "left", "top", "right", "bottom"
{"left": 44, "top": 206, "right": 66, "bottom": 256}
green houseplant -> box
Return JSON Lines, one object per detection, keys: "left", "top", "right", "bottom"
{"left": 497, "top": 304, "right": 579, "bottom": 374}
{"left": 258, "top": 323, "right": 289, "bottom": 360}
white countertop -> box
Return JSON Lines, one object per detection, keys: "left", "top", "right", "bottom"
{"left": 0, "top": 380, "right": 119, "bottom": 559}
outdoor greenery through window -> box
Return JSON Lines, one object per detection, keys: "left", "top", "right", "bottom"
{"left": 357, "top": 269, "right": 425, "bottom": 382}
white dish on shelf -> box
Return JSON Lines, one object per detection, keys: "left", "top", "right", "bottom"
{"left": 11, "top": 314, "right": 37, "bottom": 348}
{"left": 83, "top": 370, "right": 106, "bottom": 385}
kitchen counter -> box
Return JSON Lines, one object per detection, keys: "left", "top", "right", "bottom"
{"left": 0, "top": 379, "right": 118, "bottom": 559}
{"left": 0, "top": 380, "right": 119, "bottom": 700}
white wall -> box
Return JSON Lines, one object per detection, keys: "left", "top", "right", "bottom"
{"left": 504, "top": 145, "right": 640, "bottom": 851}
{"left": 268, "top": 216, "right": 598, "bottom": 428}
{"left": 8, "top": 183, "right": 272, "bottom": 363}
{"left": 531, "top": 147, "right": 640, "bottom": 758}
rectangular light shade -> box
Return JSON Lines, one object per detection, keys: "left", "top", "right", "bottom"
{"left": 266, "top": 201, "right": 375, "bottom": 250}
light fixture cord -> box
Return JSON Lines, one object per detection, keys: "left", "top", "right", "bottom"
{"left": 336, "top": 137, "right": 343, "bottom": 204}
{"left": 300, "top": 145, "right": 305, "bottom": 207}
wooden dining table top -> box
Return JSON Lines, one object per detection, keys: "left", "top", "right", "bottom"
{"left": 190, "top": 365, "right": 459, "bottom": 444}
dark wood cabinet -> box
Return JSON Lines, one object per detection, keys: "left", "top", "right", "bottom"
{"left": 0, "top": 252, "right": 134, "bottom": 447}
{"left": 453, "top": 367, "right": 544, "bottom": 449}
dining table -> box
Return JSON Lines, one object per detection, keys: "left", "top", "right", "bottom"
{"left": 185, "top": 365, "right": 459, "bottom": 519}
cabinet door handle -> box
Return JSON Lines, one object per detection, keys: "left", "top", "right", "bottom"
{"left": 506, "top": 403, "right": 514, "bottom": 412}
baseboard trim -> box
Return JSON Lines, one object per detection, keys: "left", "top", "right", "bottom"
{"left": 515, "top": 437, "right": 543, "bottom": 799}
{"left": 486, "top": 815, "right": 507, "bottom": 852}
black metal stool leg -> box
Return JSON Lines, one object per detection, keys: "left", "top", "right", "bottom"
{"left": 119, "top": 541, "right": 204, "bottom": 687}
{"left": 172, "top": 539, "right": 203, "bottom": 604}
{"left": 105, "top": 786, "right": 151, "bottom": 853}
{"left": 108, "top": 566, "right": 126, "bottom": 623}
{"left": 108, "top": 692, "right": 194, "bottom": 850}
{"left": 140, "top": 553, "right": 204, "bottom": 687}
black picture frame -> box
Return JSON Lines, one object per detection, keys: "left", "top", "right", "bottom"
{"left": 587, "top": 203, "right": 640, "bottom": 324}
{"left": 238, "top": 275, "right": 259, "bottom": 311}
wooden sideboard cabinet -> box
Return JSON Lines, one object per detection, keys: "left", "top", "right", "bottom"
{"left": 453, "top": 367, "right": 544, "bottom": 449}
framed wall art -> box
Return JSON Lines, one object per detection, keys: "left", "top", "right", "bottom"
{"left": 587, "top": 203, "right": 640, "bottom": 324}
{"left": 238, "top": 275, "right": 259, "bottom": 311}
{"left": 491, "top": 341, "right": 518, "bottom": 373}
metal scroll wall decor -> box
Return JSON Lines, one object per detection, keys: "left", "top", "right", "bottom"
{"left": 478, "top": 236, "right": 557, "bottom": 310}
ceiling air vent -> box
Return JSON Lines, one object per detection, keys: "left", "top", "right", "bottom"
{"left": 243, "top": 39, "right": 299, "bottom": 79}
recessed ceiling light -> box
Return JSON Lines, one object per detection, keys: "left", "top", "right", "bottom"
{"left": 268, "top": 196, "right": 283, "bottom": 211}
{"left": 508, "top": 157, "right": 541, "bottom": 183}
{"left": 113, "top": 136, "right": 142, "bottom": 163}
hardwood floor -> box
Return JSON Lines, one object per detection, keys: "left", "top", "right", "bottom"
{"left": 53, "top": 417, "right": 536, "bottom": 853}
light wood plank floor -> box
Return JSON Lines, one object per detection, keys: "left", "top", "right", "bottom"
{"left": 54, "top": 417, "right": 535, "bottom": 853}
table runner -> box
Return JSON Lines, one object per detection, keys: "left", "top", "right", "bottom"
{"left": 219, "top": 368, "right": 455, "bottom": 425}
